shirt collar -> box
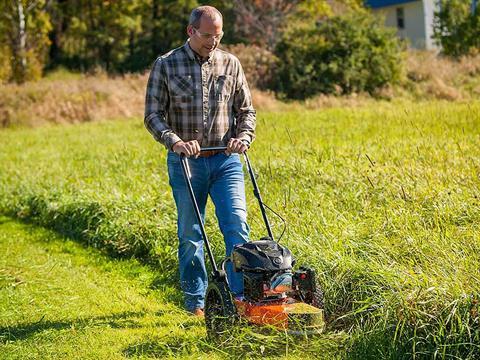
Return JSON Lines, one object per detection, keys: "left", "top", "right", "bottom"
{"left": 184, "top": 40, "right": 215, "bottom": 64}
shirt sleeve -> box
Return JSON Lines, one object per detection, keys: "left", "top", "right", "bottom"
{"left": 144, "top": 58, "right": 182, "bottom": 150}
{"left": 233, "top": 60, "right": 256, "bottom": 147}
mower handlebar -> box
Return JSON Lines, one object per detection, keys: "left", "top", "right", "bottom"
{"left": 178, "top": 146, "right": 242, "bottom": 158}
{"left": 200, "top": 146, "right": 228, "bottom": 152}
{"left": 178, "top": 147, "right": 228, "bottom": 158}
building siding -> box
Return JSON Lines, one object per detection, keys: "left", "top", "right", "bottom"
{"left": 369, "top": 0, "right": 439, "bottom": 49}
{"left": 423, "top": 0, "right": 437, "bottom": 49}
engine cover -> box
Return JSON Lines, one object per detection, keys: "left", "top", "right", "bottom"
{"left": 232, "top": 240, "right": 294, "bottom": 273}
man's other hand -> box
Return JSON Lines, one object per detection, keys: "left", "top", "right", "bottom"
{"left": 172, "top": 140, "right": 200, "bottom": 157}
{"left": 226, "top": 138, "right": 248, "bottom": 155}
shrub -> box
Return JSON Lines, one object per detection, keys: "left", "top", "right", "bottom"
{"left": 274, "top": 11, "right": 404, "bottom": 99}
{"left": 433, "top": 0, "right": 480, "bottom": 57}
{"left": 222, "top": 44, "right": 279, "bottom": 90}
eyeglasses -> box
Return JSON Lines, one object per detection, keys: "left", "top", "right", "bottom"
{"left": 193, "top": 28, "right": 224, "bottom": 41}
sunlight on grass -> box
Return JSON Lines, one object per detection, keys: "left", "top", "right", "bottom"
{"left": 0, "top": 101, "right": 479, "bottom": 358}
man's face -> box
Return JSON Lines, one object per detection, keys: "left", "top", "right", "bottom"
{"left": 188, "top": 15, "right": 223, "bottom": 58}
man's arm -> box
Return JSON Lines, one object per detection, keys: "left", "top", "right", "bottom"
{"left": 232, "top": 61, "right": 256, "bottom": 148}
{"left": 144, "top": 58, "right": 182, "bottom": 150}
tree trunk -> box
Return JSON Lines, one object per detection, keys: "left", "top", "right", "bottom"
{"left": 14, "top": 0, "right": 28, "bottom": 83}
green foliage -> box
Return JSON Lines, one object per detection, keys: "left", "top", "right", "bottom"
{"left": 222, "top": 44, "right": 279, "bottom": 89}
{"left": 1, "top": 0, "right": 389, "bottom": 82}
{"left": 50, "top": 0, "right": 198, "bottom": 73}
{"left": 144, "top": 0, "right": 199, "bottom": 66}
{"left": 3, "top": 0, "right": 202, "bottom": 76}
{"left": 56, "top": 0, "right": 142, "bottom": 72}
{"left": 433, "top": 0, "right": 480, "bottom": 57}
{"left": 0, "top": 46, "right": 11, "bottom": 83}
{"left": 0, "top": 18, "right": 9, "bottom": 82}
{"left": 274, "top": 11, "right": 404, "bottom": 99}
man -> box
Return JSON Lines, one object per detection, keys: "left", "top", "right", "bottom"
{"left": 144, "top": 6, "right": 256, "bottom": 316}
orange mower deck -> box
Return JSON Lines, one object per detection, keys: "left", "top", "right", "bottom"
{"left": 234, "top": 297, "right": 325, "bottom": 334}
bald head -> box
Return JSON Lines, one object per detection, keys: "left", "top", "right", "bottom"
{"left": 189, "top": 6, "right": 223, "bottom": 28}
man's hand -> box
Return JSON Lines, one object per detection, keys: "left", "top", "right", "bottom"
{"left": 226, "top": 138, "right": 248, "bottom": 155}
{"left": 172, "top": 140, "right": 200, "bottom": 157}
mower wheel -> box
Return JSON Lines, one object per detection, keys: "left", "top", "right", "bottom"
{"left": 296, "top": 285, "right": 324, "bottom": 309}
{"left": 205, "top": 281, "right": 237, "bottom": 340}
{"left": 311, "top": 287, "right": 324, "bottom": 309}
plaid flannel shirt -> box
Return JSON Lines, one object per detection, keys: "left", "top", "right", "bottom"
{"left": 144, "top": 41, "right": 256, "bottom": 150}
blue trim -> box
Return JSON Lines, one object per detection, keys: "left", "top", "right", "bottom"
{"left": 364, "top": 0, "right": 418, "bottom": 9}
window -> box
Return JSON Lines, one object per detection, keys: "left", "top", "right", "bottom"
{"left": 396, "top": 7, "right": 405, "bottom": 29}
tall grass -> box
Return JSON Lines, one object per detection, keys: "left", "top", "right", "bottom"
{"left": 0, "top": 101, "right": 479, "bottom": 358}
{"left": 404, "top": 51, "right": 480, "bottom": 101}
{"left": 0, "top": 71, "right": 146, "bottom": 128}
{"left": 1, "top": 51, "right": 480, "bottom": 128}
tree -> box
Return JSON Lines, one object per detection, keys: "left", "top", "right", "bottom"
{"left": 0, "top": 0, "right": 52, "bottom": 83}
{"left": 143, "top": 0, "right": 198, "bottom": 68}
{"left": 274, "top": 11, "right": 404, "bottom": 99}
{"left": 54, "top": 0, "right": 143, "bottom": 72}
{"left": 230, "top": 0, "right": 361, "bottom": 51}
{"left": 232, "top": 0, "right": 302, "bottom": 50}
{"left": 433, "top": 0, "right": 480, "bottom": 57}
{"left": 47, "top": 0, "right": 198, "bottom": 73}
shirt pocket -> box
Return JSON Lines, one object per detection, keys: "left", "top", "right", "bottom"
{"left": 170, "top": 75, "right": 194, "bottom": 97}
{"left": 171, "top": 95, "right": 193, "bottom": 111}
{"left": 214, "top": 75, "right": 234, "bottom": 102}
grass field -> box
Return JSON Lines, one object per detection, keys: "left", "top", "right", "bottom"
{"left": 0, "top": 100, "right": 479, "bottom": 358}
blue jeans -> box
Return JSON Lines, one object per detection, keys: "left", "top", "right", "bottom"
{"left": 167, "top": 151, "right": 249, "bottom": 311}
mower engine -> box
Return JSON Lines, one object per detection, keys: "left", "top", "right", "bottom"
{"left": 231, "top": 239, "right": 317, "bottom": 303}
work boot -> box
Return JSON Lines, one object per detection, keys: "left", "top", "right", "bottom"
{"left": 192, "top": 308, "right": 204, "bottom": 317}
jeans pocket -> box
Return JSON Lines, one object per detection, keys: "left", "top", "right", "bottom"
{"left": 167, "top": 152, "right": 180, "bottom": 172}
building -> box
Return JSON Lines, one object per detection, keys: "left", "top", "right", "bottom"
{"left": 364, "top": 0, "right": 439, "bottom": 50}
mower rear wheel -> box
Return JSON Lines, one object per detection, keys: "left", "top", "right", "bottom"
{"left": 204, "top": 281, "right": 237, "bottom": 340}
{"left": 296, "top": 285, "right": 324, "bottom": 309}
{"left": 311, "top": 287, "right": 324, "bottom": 309}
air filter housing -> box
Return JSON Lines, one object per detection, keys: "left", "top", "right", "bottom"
{"left": 232, "top": 240, "right": 295, "bottom": 301}
{"left": 232, "top": 240, "right": 294, "bottom": 273}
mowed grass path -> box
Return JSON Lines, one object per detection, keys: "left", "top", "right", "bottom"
{"left": 0, "top": 100, "right": 479, "bottom": 358}
{"left": 0, "top": 216, "right": 215, "bottom": 360}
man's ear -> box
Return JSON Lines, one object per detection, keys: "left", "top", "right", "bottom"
{"left": 187, "top": 25, "right": 194, "bottom": 37}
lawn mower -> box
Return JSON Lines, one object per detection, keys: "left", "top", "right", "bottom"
{"left": 179, "top": 147, "right": 324, "bottom": 338}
